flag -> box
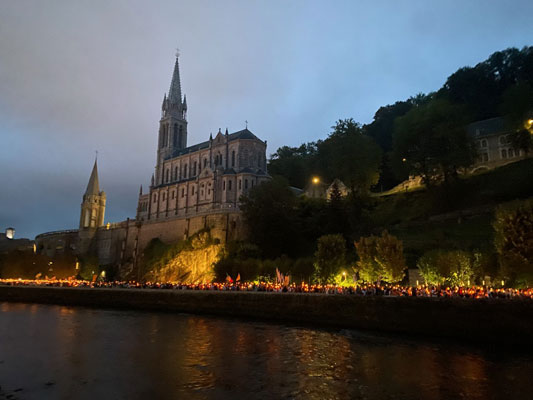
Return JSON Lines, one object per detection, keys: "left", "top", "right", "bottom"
{"left": 236, "top": 273, "right": 241, "bottom": 282}
{"left": 276, "top": 268, "right": 282, "bottom": 284}
{"left": 284, "top": 275, "right": 290, "bottom": 286}
{"left": 225, "top": 273, "right": 233, "bottom": 283}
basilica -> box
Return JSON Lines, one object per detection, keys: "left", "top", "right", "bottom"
{"left": 36, "top": 54, "right": 270, "bottom": 269}
{"left": 137, "top": 55, "right": 269, "bottom": 221}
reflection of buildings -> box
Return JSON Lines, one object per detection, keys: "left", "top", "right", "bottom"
{"left": 35, "top": 54, "right": 269, "bottom": 268}
{"left": 467, "top": 117, "right": 530, "bottom": 173}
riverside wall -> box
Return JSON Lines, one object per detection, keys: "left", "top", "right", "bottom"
{"left": 1, "top": 286, "right": 532, "bottom": 346}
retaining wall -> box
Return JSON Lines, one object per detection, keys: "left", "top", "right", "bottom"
{"left": 1, "top": 286, "right": 532, "bottom": 346}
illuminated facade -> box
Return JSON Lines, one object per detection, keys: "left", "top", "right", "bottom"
{"left": 136, "top": 55, "right": 269, "bottom": 221}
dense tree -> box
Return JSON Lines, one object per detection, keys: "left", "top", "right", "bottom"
{"left": 393, "top": 98, "right": 475, "bottom": 185}
{"left": 240, "top": 177, "right": 300, "bottom": 258}
{"left": 268, "top": 143, "right": 318, "bottom": 189}
{"left": 493, "top": 199, "right": 533, "bottom": 286}
{"left": 354, "top": 231, "right": 406, "bottom": 283}
{"left": 318, "top": 119, "right": 382, "bottom": 192}
{"left": 314, "top": 234, "right": 346, "bottom": 284}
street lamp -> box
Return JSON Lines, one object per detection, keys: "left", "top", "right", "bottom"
{"left": 312, "top": 177, "right": 320, "bottom": 184}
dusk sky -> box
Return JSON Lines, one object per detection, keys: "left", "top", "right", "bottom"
{"left": 1, "top": 0, "right": 532, "bottom": 239}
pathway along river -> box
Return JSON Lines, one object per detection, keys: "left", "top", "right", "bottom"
{"left": 1, "top": 302, "right": 532, "bottom": 399}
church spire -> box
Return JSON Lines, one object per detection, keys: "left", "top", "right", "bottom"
{"left": 168, "top": 53, "right": 182, "bottom": 106}
{"left": 85, "top": 159, "right": 100, "bottom": 195}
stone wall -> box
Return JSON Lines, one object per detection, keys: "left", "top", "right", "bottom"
{"left": 1, "top": 286, "right": 532, "bottom": 346}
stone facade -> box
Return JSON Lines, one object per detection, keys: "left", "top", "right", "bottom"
{"left": 35, "top": 54, "right": 269, "bottom": 270}
{"left": 467, "top": 117, "right": 530, "bottom": 172}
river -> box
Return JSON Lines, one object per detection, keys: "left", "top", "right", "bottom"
{"left": 0, "top": 302, "right": 532, "bottom": 399}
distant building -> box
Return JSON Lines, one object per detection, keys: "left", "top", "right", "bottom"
{"left": 0, "top": 227, "right": 33, "bottom": 254}
{"left": 304, "top": 178, "right": 350, "bottom": 200}
{"left": 467, "top": 117, "right": 530, "bottom": 173}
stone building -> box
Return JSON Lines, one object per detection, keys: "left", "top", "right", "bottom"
{"left": 137, "top": 55, "right": 268, "bottom": 222}
{"left": 35, "top": 54, "right": 270, "bottom": 271}
{"left": 467, "top": 117, "right": 530, "bottom": 172}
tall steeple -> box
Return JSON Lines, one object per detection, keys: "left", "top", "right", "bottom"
{"left": 85, "top": 159, "right": 100, "bottom": 195}
{"left": 155, "top": 51, "right": 189, "bottom": 186}
{"left": 168, "top": 54, "right": 182, "bottom": 106}
{"left": 80, "top": 158, "right": 106, "bottom": 229}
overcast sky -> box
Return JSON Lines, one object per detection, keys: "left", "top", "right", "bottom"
{"left": 1, "top": 0, "right": 532, "bottom": 239}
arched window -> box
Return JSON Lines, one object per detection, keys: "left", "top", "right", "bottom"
{"left": 179, "top": 125, "right": 184, "bottom": 146}
{"left": 501, "top": 149, "right": 507, "bottom": 159}
{"left": 173, "top": 124, "right": 178, "bottom": 146}
{"left": 184, "top": 164, "right": 188, "bottom": 178}
{"left": 229, "top": 180, "right": 232, "bottom": 190}
{"left": 223, "top": 181, "right": 226, "bottom": 191}
{"left": 204, "top": 158, "right": 207, "bottom": 168}
{"left": 153, "top": 194, "right": 157, "bottom": 203}
{"left": 193, "top": 161, "right": 197, "bottom": 176}
{"left": 165, "top": 169, "right": 169, "bottom": 183}
{"left": 174, "top": 166, "right": 178, "bottom": 181}
{"left": 232, "top": 151, "right": 235, "bottom": 167}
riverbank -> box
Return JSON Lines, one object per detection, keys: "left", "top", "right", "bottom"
{"left": 1, "top": 286, "right": 532, "bottom": 346}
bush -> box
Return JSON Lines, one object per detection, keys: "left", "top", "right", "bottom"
{"left": 417, "top": 250, "right": 476, "bottom": 286}
{"left": 493, "top": 198, "right": 533, "bottom": 286}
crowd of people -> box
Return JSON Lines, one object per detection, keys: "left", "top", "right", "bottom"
{"left": 1, "top": 278, "right": 532, "bottom": 299}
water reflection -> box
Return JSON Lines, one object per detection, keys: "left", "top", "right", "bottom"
{"left": 0, "top": 302, "right": 532, "bottom": 399}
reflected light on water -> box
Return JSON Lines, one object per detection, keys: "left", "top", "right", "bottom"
{"left": 0, "top": 302, "right": 533, "bottom": 399}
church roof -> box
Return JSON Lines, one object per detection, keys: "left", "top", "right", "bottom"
{"left": 169, "top": 128, "right": 263, "bottom": 159}
{"left": 85, "top": 160, "right": 100, "bottom": 195}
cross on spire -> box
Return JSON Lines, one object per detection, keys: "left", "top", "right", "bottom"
{"left": 245, "top": 120, "right": 248, "bottom": 129}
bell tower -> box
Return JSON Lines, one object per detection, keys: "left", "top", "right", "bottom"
{"left": 79, "top": 158, "right": 106, "bottom": 229}
{"left": 155, "top": 52, "right": 188, "bottom": 185}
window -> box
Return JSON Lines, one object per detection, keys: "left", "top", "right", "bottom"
{"left": 181, "top": 188, "right": 185, "bottom": 198}
{"left": 251, "top": 180, "right": 254, "bottom": 187}
{"left": 162, "top": 193, "right": 166, "bottom": 201}
{"left": 223, "top": 181, "right": 226, "bottom": 191}
{"left": 499, "top": 135, "right": 509, "bottom": 145}
{"left": 173, "top": 124, "right": 178, "bottom": 146}
{"left": 204, "top": 158, "right": 207, "bottom": 168}
{"left": 193, "top": 161, "right": 197, "bottom": 176}
{"left": 171, "top": 191, "right": 175, "bottom": 199}
{"left": 174, "top": 166, "right": 178, "bottom": 181}
{"left": 153, "top": 194, "right": 157, "bottom": 203}
{"left": 481, "top": 139, "right": 487, "bottom": 147}
{"left": 501, "top": 149, "right": 507, "bottom": 159}
{"left": 192, "top": 186, "right": 195, "bottom": 195}
{"left": 232, "top": 150, "right": 235, "bottom": 167}
{"left": 179, "top": 125, "right": 183, "bottom": 145}
{"left": 229, "top": 180, "right": 232, "bottom": 190}
{"left": 184, "top": 164, "right": 188, "bottom": 178}
{"left": 165, "top": 169, "right": 169, "bottom": 183}
{"left": 508, "top": 148, "right": 514, "bottom": 158}
{"left": 239, "top": 179, "right": 242, "bottom": 190}
{"left": 245, "top": 179, "right": 248, "bottom": 189}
